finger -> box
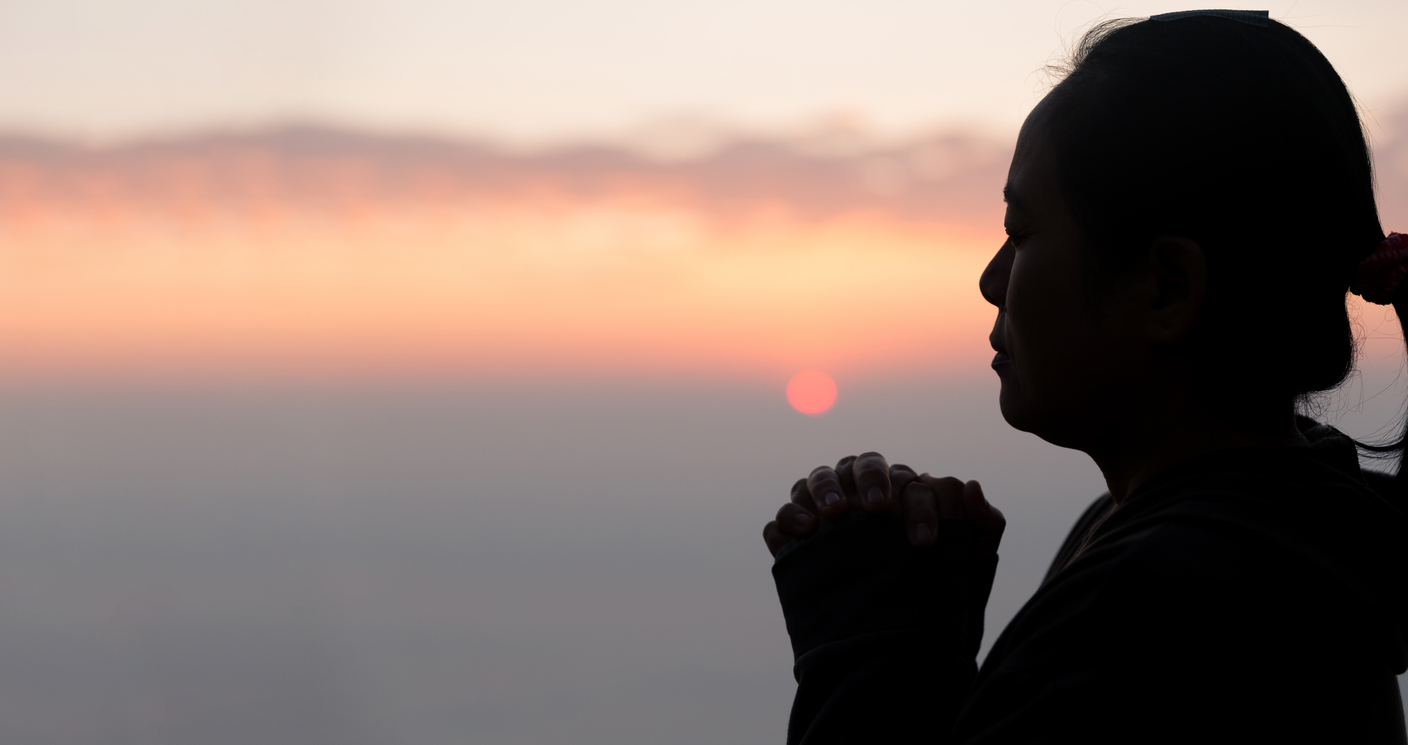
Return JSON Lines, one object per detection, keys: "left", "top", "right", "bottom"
{"left": 775, "top": 502, "right": 818, "bottom": 537}
{"left": 763, "top": 521, "right": 790, "bottom": 557}
{"left": 963, "top": 480, "right": 1006, "bottom": 554}
{"left": 789, "top": 478, "right": 818, "bottom": 514}
{"left": 901, "top": 480, "right": 939, "bottom": 547}
{"left": 851, "top": 451, "right": 894, "bottom": 514}
{"left": 807, "top": 466, "right": 849, "bottom": 519}
{"left": 920, "top": 474, "right": 967, "bottom": 520}
{"left": 834, "top": 454, "right": 859, "bottom": 503}
{"left": 890, "top": 463, "right": 919, "bottom": 498}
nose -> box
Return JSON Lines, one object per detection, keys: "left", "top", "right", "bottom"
{"left": 980, "top": 240, "right": 1013, "bottom": 309}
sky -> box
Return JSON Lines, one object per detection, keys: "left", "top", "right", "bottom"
{"left": 2, "top": 0, "right": 1407, "bottom": 385}
{"left": 2, "top": 1, "right": 1408, "bottom": 148}
{"left": 0, "top": 128, "right": 1012, "bottom": 383}
{"left": 3, "top": 0, "right": 1408, "bottom": 385}
{"left": 1, "top": 113, "right": 1405, "bottom": 386}
{"left": 0, "top": 2, "right": 1406, "bottom": 741}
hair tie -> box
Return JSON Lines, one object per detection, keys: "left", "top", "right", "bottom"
{"left": 1351, "top": 232, "right": 1408, "bottom": 305}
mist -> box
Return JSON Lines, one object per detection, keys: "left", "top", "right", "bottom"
{"left": 1, "top": 357, "right": 1405, "bottom": 743}
{"left": 0, "top": 377, "right": 1099, "bottom": 744}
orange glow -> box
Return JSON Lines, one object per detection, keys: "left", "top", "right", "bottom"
{"left": 787, "top": 371, "right": 837, "bottom": 415}
{"left": 0, "top": 132, "right": 1009, "bottom": 383}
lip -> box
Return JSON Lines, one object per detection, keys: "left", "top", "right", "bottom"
{"left": 989, "top": 316, "right": 1010, "bottom": 368}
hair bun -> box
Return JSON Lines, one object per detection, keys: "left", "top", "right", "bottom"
{"left": 1351, "top": 233, "right": 1408, "bottom": 305}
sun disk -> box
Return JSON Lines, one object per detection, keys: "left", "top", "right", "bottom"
{"left": 787, "top": 370, "right": 838, "bottom": 415}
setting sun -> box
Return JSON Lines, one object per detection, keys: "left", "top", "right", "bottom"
{"left": 786, "top": 370, "right": 838, "bottom": 415}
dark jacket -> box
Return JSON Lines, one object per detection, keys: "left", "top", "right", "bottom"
{"left": 772, "top": 422, "right": 1408, "bottom": 743}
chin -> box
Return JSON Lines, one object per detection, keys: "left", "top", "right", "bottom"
{"left": 997, "top": 384, "right": 1088, "bottom": 450}
{"left": 996, "top": 383, "right": 1038, "bottom": 434}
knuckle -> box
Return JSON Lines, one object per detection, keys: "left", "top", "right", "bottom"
{"left": 932, "top": 475, "right": 965, "bottom": 491}
{"left": 854, "top": 456, "right": 886, "bottom": 471}
{"left": 902, "top": 480, "right": 934, "bottom": 499}
{"left": 853, "top": 457, "right": 890, "bottom": 478}
{"left": 890, "top": 465, "right": 917, "bottom": 487}
{"left": 855, "top": 458, "right": 888, "bottom": 473}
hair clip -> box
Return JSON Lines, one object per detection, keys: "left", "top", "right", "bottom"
{"left": 1149, "top": 9, "right": 1270, "bottom": 27}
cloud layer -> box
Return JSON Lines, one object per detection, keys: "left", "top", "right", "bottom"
{"left": 1, "top": 111, "right": 1404, "bottom": 383}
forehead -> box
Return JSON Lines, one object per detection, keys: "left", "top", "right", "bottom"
{"left": 1006, "top": 97, "right": 1059, "bottom": 209}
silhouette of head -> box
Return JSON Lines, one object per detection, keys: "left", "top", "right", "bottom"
{"left": 981, "top": 13, "right": 1386, "bottom": 452}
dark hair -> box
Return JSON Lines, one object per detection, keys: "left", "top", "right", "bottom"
{"left": 1043, "top": 15, "right": 1406, "bottom": 486}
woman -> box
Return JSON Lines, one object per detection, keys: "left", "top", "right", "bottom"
{"left": 762, "top": 11, "right": 1408, "bottom": 743}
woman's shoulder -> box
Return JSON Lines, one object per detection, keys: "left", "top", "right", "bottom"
{"left": 1041, "top": 493, "right": 1115, "bottom": 584}
{"left": 1088, "top": 448, "right": 1405, "bottom": 590}
{"left": 1047, "top": 441, "right": 1408, "bottom": 658}
{"left": 1010, "top": 481, "right": 1404, "bottom": 663}
{"left": 1037, "top": 439, "right": 1401, "bottom": 607}
{"left": 1106, "top": 426, "right": 1403, "bottom": 551}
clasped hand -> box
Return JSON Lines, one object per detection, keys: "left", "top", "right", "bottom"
{"left": 763, "top": 451, "right": 1006, "bottom": 558}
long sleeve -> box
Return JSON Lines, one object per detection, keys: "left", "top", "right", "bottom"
{"left": 772, "top": 513, "right": 999, "bottom": 745}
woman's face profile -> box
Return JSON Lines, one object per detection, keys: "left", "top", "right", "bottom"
{"left": 980, "top": 102, "right": 1145, "bottom": 450}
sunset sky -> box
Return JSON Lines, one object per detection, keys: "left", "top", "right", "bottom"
{"left": 2, "top": 0, "right": 1407, "bottom": 386}
{"left": 0, "top": 129, "right": 1009, "bottom": 383}
{"left": 0, "top": 4, "right": 1402, "bottom": 388}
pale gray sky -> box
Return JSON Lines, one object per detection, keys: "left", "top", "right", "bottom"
{"left": 2, "top": 0, "right": 1406, "bottom": 146}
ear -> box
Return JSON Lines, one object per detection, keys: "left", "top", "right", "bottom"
{"left": 1141, "top": 236, "right": 1207, "bottom": 344}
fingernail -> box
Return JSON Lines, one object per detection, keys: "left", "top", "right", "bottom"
{"left": 915, "top": 523, "right": 932, "bottom": 543}
{"left": 866, "top": 487, "right": 884, "bottom": 504}
{"left": 823, "top": 492, "right": 841, "bottom": 506}
{"left": 793, "top": 513, "right": 812, "bottom": 529}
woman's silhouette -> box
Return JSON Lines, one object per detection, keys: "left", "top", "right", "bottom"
{"left": 763, "top": 11, "right": 1408, "bottom": 743}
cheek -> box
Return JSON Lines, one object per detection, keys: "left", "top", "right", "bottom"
{"left": 1005, "top": 259, "right": 1064, "bottom": 363}
{"left": 1004, "top": 254, "right": 1095, "bottom": 398}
